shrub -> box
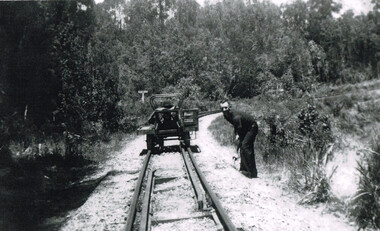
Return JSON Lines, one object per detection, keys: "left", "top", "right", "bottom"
{"left": 257, "top": 101, "right": 335, "bottom": 202}
{"left": 350, "top": 136, "right": 380, "bottom": 230}
{"left": 208, "top": 115, "right": 235, "bottom": 147}
{"left": 297, "top": 143, "right": 336, "bottom": 204}
{"left": 298, "top": 103, "right": 333, "bottom": 148}
{"left": 209, "top": 100, "right": 336, "bottom": 203}
{"left": 261, "top": 112, "right": 289, "bottom": 163}
{"left": 117, "top": 98, "right": 151, "bottom": 132}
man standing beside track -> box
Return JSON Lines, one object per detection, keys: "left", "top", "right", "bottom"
{"left": 220, "top": 101, "right": 259, "bottom": 178}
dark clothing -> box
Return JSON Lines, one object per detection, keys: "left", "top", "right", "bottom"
{"left": 240, "top": 124, "right": 258, "bottom": 177}
{"left": 223, "top": 109, "right": 258, "bottom": 177}
{"left": 223, "top": 110, "right": 256, "bottom": 138}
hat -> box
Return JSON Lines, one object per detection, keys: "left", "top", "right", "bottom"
{"left": 162, "top": 100, "right": 173, "bottom": 108}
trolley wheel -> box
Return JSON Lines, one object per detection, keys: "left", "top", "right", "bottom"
{"left": 146, "top": 134, "right": 154, "bottom": 150}
{"left": 183, "top": 132, "right": 191, "bottom": 147}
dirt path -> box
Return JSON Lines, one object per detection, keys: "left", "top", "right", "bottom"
{"left": 194, "top": 113, "right": 355, "bottom": 231}
{"left": 60, "top": 113, "right": 355, "bottom": 231}
{"left": 59, "top": 137, "right": 146, "bottom": 231}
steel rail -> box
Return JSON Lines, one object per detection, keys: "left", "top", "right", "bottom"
{"left": 125, "top": 150, "right": 152, "bottom": 231}
{"left": 186, "top": 147, "right": 237, "bottom": 231}
{"left": 180, "top": 146, "right": 206, "bottom": 210}
{"left": 139, "top": 169, "right": 155, "bottom": 231}
{"left": 125, "top": 110, "right": 223, "bottom": 230}
{"left": 198, "top": 110, "right": 221, "bottom": 118}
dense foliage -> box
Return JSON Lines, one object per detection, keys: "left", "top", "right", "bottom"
{"left": 0, "top": 0, "right": 378, "bottom": 228}
{"left": 208, "top": 98, "right": 335, "bottom": 203}
{"left": 0, "top": 0, "right": 378, "bottom": 141}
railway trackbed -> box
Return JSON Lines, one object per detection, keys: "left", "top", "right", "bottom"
{"left": 60, "top": 112, "right": 356, "bottom": 231}
{"left": 124, "top": 144, "right": 237, "bottom": 231}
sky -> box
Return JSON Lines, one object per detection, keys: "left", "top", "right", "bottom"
{"left": 273, "top": 0, "right": 373, "bottom": 15}
{"left": 95, "top": 0, "right": 374, "bottom": 15}
{"left": 200, "top": 0, "right": 373, "bottom": 15}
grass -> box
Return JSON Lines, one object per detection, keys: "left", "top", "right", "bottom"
{"left": 208, "top": 115, "right": 234, "bottom": 147}
{"left": 0, "top": 131, "right": 132, "bottom": 230}
{"left": 315, "top": 79, "right": 380, "bottom": 229}
{"left": 209, "top": 96, "right": 334, "bottom": 200}
{"left": 208, "top": 78, "right": 380, "bottom": 228}
{"left": 350, "top": 135, "right": 380, "bottom": 230}
{"left": 317, "top": 82, "right": 380, "bottom": 140}
{"left": 0, "top": 150, "right": 96, "bottom": 230}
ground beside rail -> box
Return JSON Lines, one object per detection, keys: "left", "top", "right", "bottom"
{"left": 58, "top": 113, "right": 355, "bottom": 231}
{"left": 193, "top": 113, "right": 355, "bottom": 231}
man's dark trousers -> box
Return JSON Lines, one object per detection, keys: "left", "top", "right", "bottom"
{"left": 239, "top": 124, "right": 258, "bottom": 177}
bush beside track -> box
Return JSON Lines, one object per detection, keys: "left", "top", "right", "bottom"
{"left": 208, "top": 80, "right": 380, "bottom": 229}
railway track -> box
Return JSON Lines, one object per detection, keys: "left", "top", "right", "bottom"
{"left": 124, "top": 143, "right": 237, "bottom": 231}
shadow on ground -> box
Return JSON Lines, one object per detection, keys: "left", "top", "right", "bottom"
{"left": 0, "top": 154, "right": 108, "bottom": 231}
{"left": 139, "top": 145, "right": 201, "bottom": 156}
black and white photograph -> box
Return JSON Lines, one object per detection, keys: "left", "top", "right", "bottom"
{"left": 0, "top": 0, "right": 378, "bottom": 230}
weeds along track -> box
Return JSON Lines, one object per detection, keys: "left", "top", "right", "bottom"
{"left": 124, "top": 145, "right": 237, "bottom": 231}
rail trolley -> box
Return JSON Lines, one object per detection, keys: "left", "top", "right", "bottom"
{"left": 137, "top": 94, "right": 199, "bottom": 150}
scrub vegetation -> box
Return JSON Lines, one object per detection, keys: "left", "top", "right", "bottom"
{"left": 0, "top": 0, "right": 378, "bottom": 229}
{"left": 350, "top": 136, "right": 380, "bottom": 230}
{"left": 209, "top": 96, "right": 334, "bottom": 203}
{"left": 209, "top": 79, "right": 380, "bottom": 229}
